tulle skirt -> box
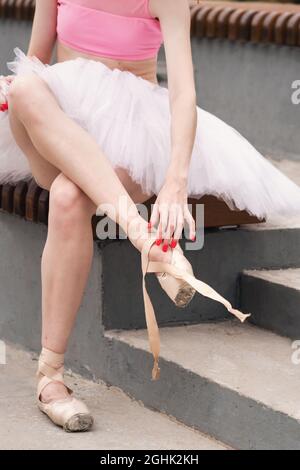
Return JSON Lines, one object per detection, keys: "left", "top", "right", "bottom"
{"left": 1, "top": 47, "right": 300, "bottom": 220}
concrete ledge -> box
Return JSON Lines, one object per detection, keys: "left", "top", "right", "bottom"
{"left": 104, "top": 322, "right": 300, "bottom": 450}
{"left": 1, "top": 208, "right": 300, "bottom": 333}
{"left": 241, "top": 268, "right": 300, "bottom": 339}
{"left": 102, "top": 223, "right": 300, "bottom": 330}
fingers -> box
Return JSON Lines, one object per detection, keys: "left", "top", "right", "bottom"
{"left": 158, "top": 204, "right": 169, "bottom": 251}
{"left": 158, "top": 204, "right": 183, "bottom": 252}
{"left": 149, "top": 202, "right": 159, "bottom": 232}
{"left": 150, "top": 202, "right": 196, "bottom": 253}
{"left": 162, "top": 206, "right": 176, "bottom": 251}
{"left": 173, "top": 211, "right": 184, "bottom": 246}
{"left": 184, "top": 205, "right": 196, "bottom": 241}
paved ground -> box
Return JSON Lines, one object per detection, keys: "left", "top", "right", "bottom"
{"left": 0, "top": 344, "right": 227, "bottom": 450}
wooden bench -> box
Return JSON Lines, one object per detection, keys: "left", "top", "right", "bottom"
{"left": 0, "top": 0, "right": 35, "bottom": 20}
{"left": 0, "top": 180, "right": 261, "bottom": 233}
{"left": 190, "top": 1, "right": 300, "bottom": 46}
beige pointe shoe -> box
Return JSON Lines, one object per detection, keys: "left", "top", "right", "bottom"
{"left": 155, "top": 243, "right": 196, "bottom": 308}
{"left": 141, "top": 236, "right": 251, "bottom": 380}
{"left": 37, "top": 348, "right": 94, "bottom": 432}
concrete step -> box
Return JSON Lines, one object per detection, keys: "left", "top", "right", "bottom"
{"left": 0, "top": 343, "right": 227, "bottom": 450}
{"left": 240, "top": 268, "right": 300, "bottom": 339}
{"left": 104, "top": 321, "right": 300, "bottom": 450}
{"left": 101, "top": 220, "right": 300, "bottom": 330}
{"left": 1, "top": 209, "right": 300, "bottom": 337}
{"left": 97, "top": 159, "right": 299, "bottom": 330}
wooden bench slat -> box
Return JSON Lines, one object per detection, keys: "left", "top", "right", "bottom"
{"left": 228, "top": 9, "right": 246, "bottom": 42}
{"left": 286, "top": 13, "right": 300, "bottom": 46}
{"left": 274, "top": 12, "right": 295, "bottom": 45}
{"left": 25, "top": 179, "right": 42, "bottom": 222}
{"left": 37, "top": 189, "right": 49, "bottom": 225}
{"left": 1, "top": 183, "right": 15, "bottom": 213}
{"left": 193, "top": 5, "right": 215, "bottom": 38}
{"left": 206, "top": 6, "right": 225, "bottom": 39}
{"left": 13, "top": 180, "right": 28, "bottom": 217}
{"left": 251, "top": 10, "right": 270, "bottom": 44}
{"left": 216, "top": 7, "right": 236, "bottom": 39}
{"left": 239, "top": 10, "right": 260, "bottom": 42}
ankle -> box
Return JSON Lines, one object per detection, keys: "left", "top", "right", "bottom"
{"left": 40, "top": 346, "right": 65, "bottom": 369}
{"left": 127, "top": 216, "right": 149, "bottom": 249}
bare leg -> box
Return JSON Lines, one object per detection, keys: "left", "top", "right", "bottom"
{"left": 41, "top": 175, "right": 96, "bottom": 402}
{"left": 40, "top": 171, "right": 152, "bottom": 404}
{"left": 8, "top": 76, "right": 141, "bottom": 231}
{"left": 4, "top": 122, "right": 158, "bottom": 402}
{"left": 8, "top": 75, "right": 171, "bottom": 405}
{"left": 42, "top": 175, "right": 95, "bottom": 353}
{"left": 8, "top": 101, "right": 59, "bottom": 190}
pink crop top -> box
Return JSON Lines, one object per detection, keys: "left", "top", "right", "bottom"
{"left": 56, "top": 0, "right": 164, "bottom": 61}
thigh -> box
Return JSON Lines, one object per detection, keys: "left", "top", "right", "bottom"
{"left": 8, "top": 97, "right": 60, "bottom": 191}
{"left": 9, "top": 74, "right": 154, "bottom": 199}
{"left": 115, "top": 167, "right": 153, "bottom": 204}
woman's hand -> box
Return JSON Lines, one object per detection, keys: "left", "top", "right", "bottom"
{"left": 149, "top": 178, "right": 196, "bottom": 252}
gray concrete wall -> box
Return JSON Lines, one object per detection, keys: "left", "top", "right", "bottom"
{"left": 0, "top": 19, "right": 32, "bottom": 73}
{"left": 0, "top": 213, "right": 103, "bottom": 378}
{"left": 192, "top": 39, "right": 300, "bottom": 161}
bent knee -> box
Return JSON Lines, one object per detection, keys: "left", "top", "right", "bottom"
{"left": 50, "top": 175, "right": 93, "bottom": 217}
{"left": 8, "top": 75, "right": 51, "bottom": 121}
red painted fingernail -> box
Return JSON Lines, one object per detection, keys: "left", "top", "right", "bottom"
{"left": 170, "top": 239, "right": 177, "bottom": 249}
{"left": 0, "top": 102, "right": 8, "bottom": 112}
{"left": 155, "top": 239, "right": 162, "bottom": 246}
{"left": 162, "top": 244, "right": 169, "bottom": 252}
{"left": 191, "top": 235, "right": 196, "bottom": 241}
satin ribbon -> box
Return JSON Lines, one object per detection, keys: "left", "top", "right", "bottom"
{"left": 141, "top": 237, "right": 251, "bottom": 380}
{"left": 37, "top": 348, "right": 73, "bottom": 399}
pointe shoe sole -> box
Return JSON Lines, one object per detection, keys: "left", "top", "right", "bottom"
{"left": 64, "top": 413, "right": 94, "bottom": 433}
{"left": 175, "top": 282, "right": 196, "bottom": 308}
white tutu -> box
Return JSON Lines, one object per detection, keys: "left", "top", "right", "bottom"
{"left": 1, "top": 47, "right": 300, "bottom": 220}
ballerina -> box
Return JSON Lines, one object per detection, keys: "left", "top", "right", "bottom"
{"left": 0, "top": 0, "right": 299, "bottom": 432}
